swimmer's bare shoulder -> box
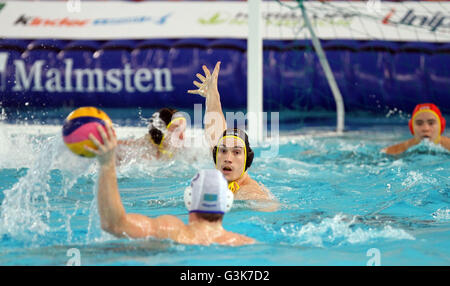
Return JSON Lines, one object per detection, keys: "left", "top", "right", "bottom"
{"left": 151, "top": 214, "right": 186, "bottom": 240}
{"left": 236, "top": 178, "right": 269, "bottom": 200}
{"left": 169, "top": 219, "right": 255, "bottom": 246}
{"left": 119, "top": 213, "right": 185, "bottom": 240}
{"left": 219, "top": 231, "right": 256, "bottom": 246}
{"left": 236, "top": 178, "right": 280, "bottom": 212}
{"left": 150, "top": 215, "right": 255, "bottom": 246}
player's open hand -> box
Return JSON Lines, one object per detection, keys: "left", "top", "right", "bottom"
{"left": 187, "top": 61, "right": 221, "bottom": 98}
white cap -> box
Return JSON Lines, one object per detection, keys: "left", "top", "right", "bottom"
{"left": 184, "top": 169, "right": 233, "bottom": 214}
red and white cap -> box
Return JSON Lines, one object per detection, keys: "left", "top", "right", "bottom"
{"left": 409, "top": 103, "right": 446, "bottom": 135}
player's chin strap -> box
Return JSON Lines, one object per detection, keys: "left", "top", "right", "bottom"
{"left": 228, "top": 181, "right": 240, "bottom": 194}
{"left": 215, "top": 135, "right": 247, "bottom": 194}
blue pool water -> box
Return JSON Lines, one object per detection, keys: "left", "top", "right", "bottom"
{"left": 0, "top": 110, "right": 449, "bottom": 266}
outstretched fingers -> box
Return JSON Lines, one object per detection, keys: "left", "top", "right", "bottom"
{"left": 187, "top": 80, "right": 206, "bottom": 96}
{"left": 193, "top": 80, "right": 203, "bottom": 88}
{"left": 188, "top": 62, "right": 220, "bottom": 96}
{"left": 202, "top": 65, "right": 211, "bottom": 78}
{"left": 196, "top": 73, "right": 206, "bottom": 82}
{"left": 187, "top": 89, "right": 198, "bottom": 95}
{"left": 187, "top": 88, "right": 202, "bottom": 95}
{"left": 212, "top": 61, "right": 221, "bottom": 79}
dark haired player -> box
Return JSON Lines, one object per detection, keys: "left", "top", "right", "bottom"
{"left": 188, "top": 61, "right": 277, "bottom": 204}
{"left": 117, "top": 107, "right": 186, "bottom": 161}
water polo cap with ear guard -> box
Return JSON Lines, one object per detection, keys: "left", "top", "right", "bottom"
{"left": 408, "top": 103, "right": 446, "bottom": 135}
{"left": 184, "top": 169, "right": 234, "bottom": 214}
{"left": 212, "top": 128, "right": 254, "bottom": 172}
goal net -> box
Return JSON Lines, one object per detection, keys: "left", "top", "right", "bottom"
{"left": 264, "top": 0, "right": 450, "bottom": 117}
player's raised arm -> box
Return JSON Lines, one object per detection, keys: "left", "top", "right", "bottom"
{"left": 188, "top": 61, "right": 226, "bottom": 148}
{"left": 86, "top": 124, "right": 183, "bottom": 239}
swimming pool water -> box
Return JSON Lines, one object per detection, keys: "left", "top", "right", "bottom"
{"left": 0, "top": 112, "right": 449, "bottom": 266}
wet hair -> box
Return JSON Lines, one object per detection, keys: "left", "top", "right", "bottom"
{"left": 149, "top": 128, "right": 164, "bottom": 145}
{"left": 196, "top": 212, "right": 224, "bottom": 222}
{"left": 158, "top": 108, "right": 177, "bottom": 126}
{"left": 148, "top": 108, "right": 178, "bottom": 145}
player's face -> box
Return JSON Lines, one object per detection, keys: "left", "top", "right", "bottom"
{"left": 216, "top": 137, "right": 246, "bottom": 182}
{"left": 413, "top": 112, "right": 440, "bottom": 142}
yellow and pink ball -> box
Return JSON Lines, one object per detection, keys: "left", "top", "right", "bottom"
{"left": 62, "top": 107, "right": 112, "bottom": 158}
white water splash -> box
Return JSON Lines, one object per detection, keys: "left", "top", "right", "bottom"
{"left": 0, "top": 123, "right": 99, "bottom": 243}
{"left": 401, "top": 171, "right": 437, "bottom": 188}
{"left": 280, "top": 214, "right": 415, "bottom": 248}
{"left": 0, "top": 135, "right": 61, "bottom": 239}
{"left": 432, "top": 208, "right": 450, "bottom": 221}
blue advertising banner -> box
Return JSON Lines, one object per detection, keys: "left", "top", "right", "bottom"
{"left": 0, "top": 38, "right": 450, "bottom": 114}
{"left": 0, "top": 1, "right": 449, "bottom": 114}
